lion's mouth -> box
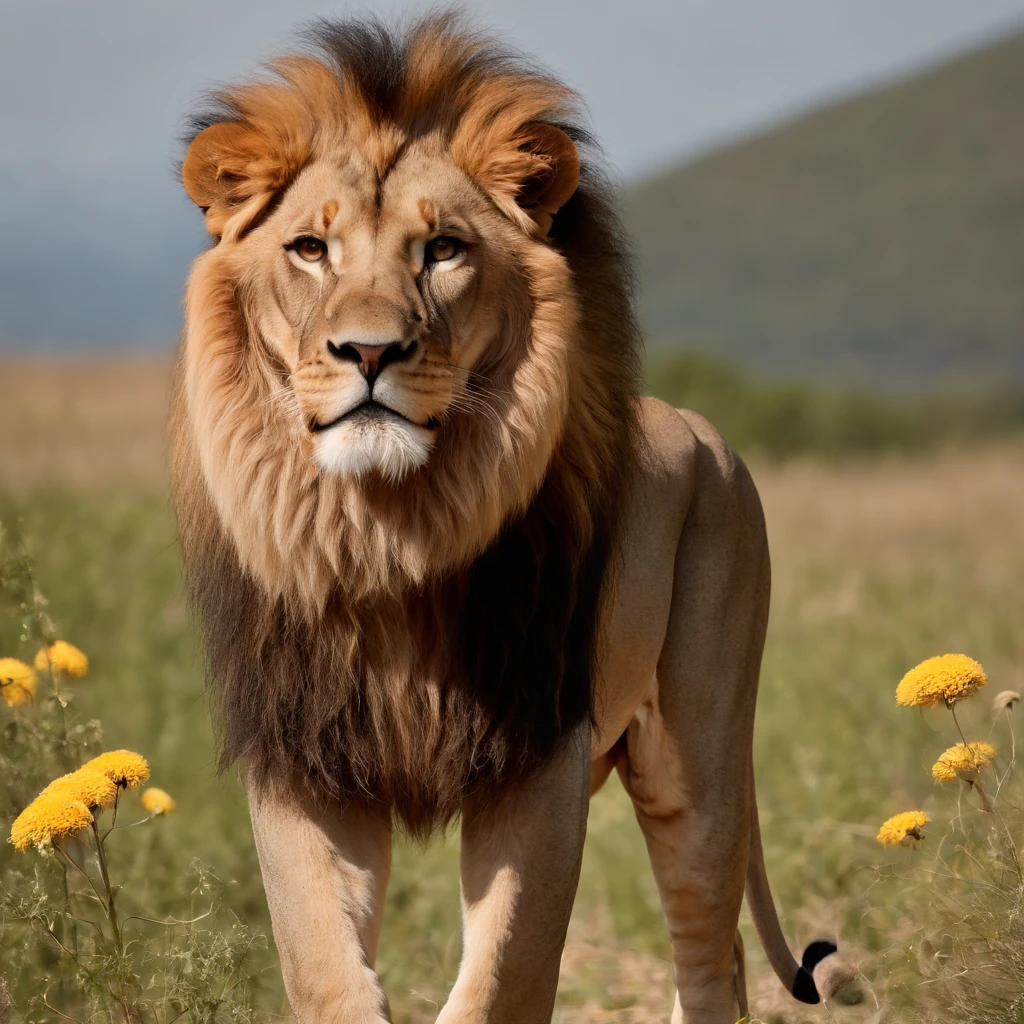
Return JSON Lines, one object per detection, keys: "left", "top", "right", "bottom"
{"left": 310, "top": 401, "right": 440, "bottom": 433}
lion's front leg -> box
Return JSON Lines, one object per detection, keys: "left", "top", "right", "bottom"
{"left": 437, "top": 728, "right": 591, "bottom": 1024}
{"left": 248, "top": 773, "right": 393, "bottom": 1023}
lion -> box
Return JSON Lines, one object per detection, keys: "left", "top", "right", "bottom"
{"left": 169, "top": 13, "right": 843, "bottom": 1023}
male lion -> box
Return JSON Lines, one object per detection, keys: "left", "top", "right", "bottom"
{"left": 170, "top": 14, "right": 840, "bottom": 1023}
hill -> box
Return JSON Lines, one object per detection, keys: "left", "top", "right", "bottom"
{"left": 629, "top": 28, "right": 1024, "bottom": 389}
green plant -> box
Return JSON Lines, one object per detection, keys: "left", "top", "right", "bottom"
{"left": 0, "top": 523, "right": 269, "bottom": 1023}
{"left": 871, "top": 658, "right": 1024, "bottom": 1023}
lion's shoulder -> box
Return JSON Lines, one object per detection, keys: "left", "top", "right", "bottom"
{"left": 634, "top": 396, "right": 761, "bottom": 530}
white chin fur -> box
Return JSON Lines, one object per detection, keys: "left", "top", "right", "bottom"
{"left": 313, "top": 416, "right": 432, "bottom": 482}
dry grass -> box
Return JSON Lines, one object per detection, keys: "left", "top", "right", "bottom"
{"left": 0, "top": 355, "right": 172, "bottom": 490}
{"left": 3, "top": 353, "right": 1022, "bottom": 517}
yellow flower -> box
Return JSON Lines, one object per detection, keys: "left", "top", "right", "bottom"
{"left": 931, "top": 741, "right": 997, "bottom": 783}
{"left": 42, "top": 768, "right": 117, "bottom": 810}
{"left": 0, "top": 658, "right": 37, "bottom": 707}
{"left": 877, "top": 810, "right": 930, "bottom": 846}
{"left": 140, "top": 787, "right": 176, "bottom": 815}
{"left": 8, "top": 762, "right": 126, "bottom": 851}
{"left": 896, "top": 654, "right": 987, "bottom": 708}
{"left": 34, "top": 641, "right": 89, "bottom": 678}
{"left": 83, "top": 750, "right": 150, "bottom": 790}
{"left": 10, "top": 793, "right": 94, "bottom": 851}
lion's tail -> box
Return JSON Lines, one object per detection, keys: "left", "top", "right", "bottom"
{"left": 745, "top": 772, "right": 843, "bottom": 1005}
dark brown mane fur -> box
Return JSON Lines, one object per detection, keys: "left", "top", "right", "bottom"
{"left": 170, "top": 12, "right": 642, "bottom": 836}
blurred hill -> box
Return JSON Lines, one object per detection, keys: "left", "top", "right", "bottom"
{"left": 629, "top": 28, "right": 1024, "bottom": 390}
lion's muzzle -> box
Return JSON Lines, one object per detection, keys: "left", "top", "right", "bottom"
{"left": 326, "top": 338, "right": 416, "bottom": 386}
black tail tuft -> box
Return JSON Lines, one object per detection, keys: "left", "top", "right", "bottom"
{"left": 791, "top": 967, "right": 820, "bottom": 1004}
{"left": 790, "top": 940, "right": 838, "bottom": 1004}
{"left": 802, "top": 940, "right": 838, "bottom": 971}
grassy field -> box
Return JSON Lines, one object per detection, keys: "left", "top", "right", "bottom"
{"left": 1, "top": 359, "right": 1022, "bottom": 1021}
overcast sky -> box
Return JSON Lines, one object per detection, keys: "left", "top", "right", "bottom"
{"left": 3, "top": 0, "right": 1024, "bottom": 346}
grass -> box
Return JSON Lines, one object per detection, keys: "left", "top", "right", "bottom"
{"left": 1, "top": 360, "right": 1023, "bottom": 1020}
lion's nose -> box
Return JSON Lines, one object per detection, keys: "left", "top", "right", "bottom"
{"left": 326, "top": 340, "right": 413, "bottom": 384}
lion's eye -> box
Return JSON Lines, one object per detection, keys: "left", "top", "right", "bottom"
{"left": 425, "top": 236, "right": 463, "bottom": 264}
{"left": 290, "top": 236, "right": 327, "bottom": 262}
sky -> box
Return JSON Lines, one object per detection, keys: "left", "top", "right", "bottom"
{"left": 3, "top": 0, "right": 1024, "bottom": 347}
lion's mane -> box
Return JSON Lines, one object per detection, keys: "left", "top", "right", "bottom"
{"left": 170, "top": 13, "right": 642, "bottom": 834}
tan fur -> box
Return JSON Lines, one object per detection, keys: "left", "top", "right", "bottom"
{"left": 171, "top": 15, "right": 834, "bottom": 1022}
{"left": 171, "top": 14, "right": 639, "bottom": 833}
{"left": 175, "top": 22, "right": 615, "bottom": 610}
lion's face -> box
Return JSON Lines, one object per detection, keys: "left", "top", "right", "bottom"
{"left": 176, "top": 36, "right": 607, "bottom": 603}
{"left": 239, "top": 142, "right": 517, "bottom": 481}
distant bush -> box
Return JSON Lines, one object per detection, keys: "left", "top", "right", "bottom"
{"left": 646, "top": 350, "right": 1024, "bottom": 459}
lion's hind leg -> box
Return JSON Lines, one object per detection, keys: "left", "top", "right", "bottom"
{"left": 733, "top": 929, "right": 749, "bottom": 1017}
{"left": 619, "top": 424, "right": 772, "bottom": 1024}
{"left": 618, "top": 684, "right": 751, "bottom": 1024}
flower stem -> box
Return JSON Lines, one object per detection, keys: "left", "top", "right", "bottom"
{"left": 973, "top": 778, "right": 993, "bottom": 813}
{"left": 90, "top": 819, "right": 122, "bottom": 955}
{"left": 56, "top": 850, "right": 78, "bottom": 957}
{"left": 949, "top": 703, "right": 970, "bottom": 749}
{"left": 90, "top": 818, "right": 135, "bottom": 1023}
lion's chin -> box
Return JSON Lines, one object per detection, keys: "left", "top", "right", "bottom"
{"left": 312, "top": 416, "right": 433, "bottom": 482}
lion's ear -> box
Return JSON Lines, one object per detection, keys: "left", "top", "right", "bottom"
{"left": 474, "top": 123, "right": 581, "bottom": 236}
{"left": 182, "top": 121, "right": 302, "bottom": 240}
